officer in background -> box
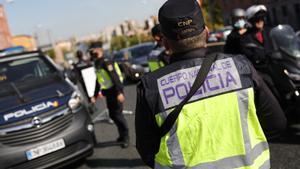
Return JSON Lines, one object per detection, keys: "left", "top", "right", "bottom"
{"left": 89, "top": 42, "right": 129, "bottom": 148}
{"left": 148, "top": 24, "right": 169, "bottom": 72}
{"left": 135, "top": 0, "right": 286, "bottom": 168}
{"left": 224, "top": 8, "right": 248, "bottom": 54}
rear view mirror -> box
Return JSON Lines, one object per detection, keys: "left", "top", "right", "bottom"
{"left": 64, "top": 69, "right": 77, "bottom": 84}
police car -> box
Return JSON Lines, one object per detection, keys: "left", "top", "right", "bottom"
{"left": 0, "top": 50, "right": 95, "bottom": 169}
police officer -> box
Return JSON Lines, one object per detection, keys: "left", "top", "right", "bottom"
{"left": 148, "top": 24, "right": 169, "bottom": 72}
{"left": 224, "top": 8, "right": 247, "bottom": 54}
{"left": 135, "top": 0, "right": 286, "bottom": 168}
{"left": 89, "top": 42, "right": 129, "bottom": 148}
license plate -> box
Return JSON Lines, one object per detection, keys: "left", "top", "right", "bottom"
{"left": 26, "top": 139, "right": 65, "bottom": 160}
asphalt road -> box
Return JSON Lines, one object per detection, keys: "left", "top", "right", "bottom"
{"left": 68, "top": 83, "right": 300, "bottom": 169}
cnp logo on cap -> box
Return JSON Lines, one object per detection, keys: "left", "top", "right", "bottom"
{"left": 178, "top": 19, "right": 193, "bottom": 27}
{"left": 159, "top": 0, "right": 205, "bottom": 40}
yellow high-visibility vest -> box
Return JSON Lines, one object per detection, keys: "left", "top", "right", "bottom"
{"left": 96, "top": 63, "right": 123, "bottom": 90}
{"left": 149, "top": 59, "right": 165, "bottom": 72}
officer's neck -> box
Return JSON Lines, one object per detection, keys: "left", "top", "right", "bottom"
{"left": 170, "top": 47, "right": 207, "bottom": 64}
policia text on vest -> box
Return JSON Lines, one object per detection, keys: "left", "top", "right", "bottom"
{"left": 158, "top": 58, "right": 240, "bottom": 109}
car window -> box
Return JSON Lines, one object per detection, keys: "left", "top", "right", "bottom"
{"left": 114, "top": 51, "right": 126, "bottom": 60}
{"left": 130, "top": 44, "right": 154, "bottom": 59}
{"left": 0, "top": 56, "right": 56, "bottom": 85}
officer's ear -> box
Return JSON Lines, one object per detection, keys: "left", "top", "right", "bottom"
{"left": 162, "top": 37, "right": 171, "bottom": 53}
{"left": 204, "top": 26, "right": 210, "bottom": 42}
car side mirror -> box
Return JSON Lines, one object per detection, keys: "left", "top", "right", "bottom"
{"left": 64, "top": 69, "right": 77, "bottom": 84}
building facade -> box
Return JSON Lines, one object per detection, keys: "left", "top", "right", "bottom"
{"left": 217, "top": 0, "right": 300, "bottom": 31}
{"left": 0, "top": 5, "right": 12, "bottom": 50}
{"left": 12, "top": 35, "right": 37, "bottom": 51}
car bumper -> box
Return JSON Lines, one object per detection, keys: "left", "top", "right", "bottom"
{"left": 0, "top": 106, "right": 94, "bottom": 169}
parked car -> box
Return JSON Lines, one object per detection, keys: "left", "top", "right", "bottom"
{"left": 113, "top": 42, "right": 154, "bottom": 81}
{"left": 0, "top": 50, "right": 95, "bottom": 169}
{"left": 208, "top": 26, "right": 233, "bottom": 43}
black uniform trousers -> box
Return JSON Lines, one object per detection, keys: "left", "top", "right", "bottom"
{"left": 103, "top": 87, "right": 129, "bottom": 139}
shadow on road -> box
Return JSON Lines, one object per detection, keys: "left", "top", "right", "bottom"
{"left": 86, "top": 158, "right": 145, "bottom": 168}
{"left": 94, "top": 141, "right": 123, "bottom": 148}
{"left": 123, "top": 79, "right": 139, "bottom": 86}
{"left": 270, "top": 130, "right": 300, "bottom": 145}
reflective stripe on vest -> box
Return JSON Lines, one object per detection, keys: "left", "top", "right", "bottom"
{"left": 96, "top": 63, "right": 123, "bottom": 90}
{"left": 154, "top": 88, "right": 270, "bottom": 169}
{"left": 114, "top": 62, "right": 124, "bottom": 83}
{"left": 149, "top": 59, "right": 165, "bottom": 72}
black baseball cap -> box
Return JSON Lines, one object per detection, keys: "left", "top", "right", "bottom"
{"left": 158, "top": 0, "right": 205, "bottom": 40}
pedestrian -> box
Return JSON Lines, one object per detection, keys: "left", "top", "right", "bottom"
{"left": 224, "top": 8, "right": 247, "bottom": 54}
{"left": 148, "top": 24, "right": 170, "bottom": 72}
{"left": 241, "top": 5, "right": 282, "bottom": 100}
{"left": 89, "top": 42, "right": 129, "bottom": 148}
{"left": 240, "top": 5, "right": 272, "bottom": 69}
{"left": 135, "top": 0, "right": 286, "bottom": 168}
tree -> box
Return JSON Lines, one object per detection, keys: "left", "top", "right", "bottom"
{"left": 110, "top": 34, "right": 153, "bottom": 51}
{"left": 45, "top": 49, "right": 55, "bottom": 59}
{"left": 110, "top": 36, "right": 127, "bottom": 51}
{"left": 202, "top": 1, "right": 224, "bottom": 31}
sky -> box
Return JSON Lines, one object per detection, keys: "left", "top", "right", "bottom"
{"left": 1, "top": 0, "right": 166, "bottom": 41}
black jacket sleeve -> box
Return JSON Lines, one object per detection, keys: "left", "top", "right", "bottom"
{"left": 240, "top": 35, "right": 267, "bottom": 65}
{"left": 106, "top": 62, "right": 124, "bottom": 94}
{"left": 135, "top": 82, "right": 160, "bottom": 168}
{"left": 251, "top": 64, "right": 287, "bottom": 140}
{"left": 94, "top": 80, "right": 101, "bottom": 97}
{"left": 224, "top": 31, "right": 243, "bottom": 55}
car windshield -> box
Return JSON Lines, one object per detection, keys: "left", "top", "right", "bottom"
{"left": 0, "top": 57, "right": 55, "bottom": 87}
{"left": 129, "top": 44, "right": 154, "bottom": 59}
{"left": 270, "top": 25, "right": 300, "bottom": 59}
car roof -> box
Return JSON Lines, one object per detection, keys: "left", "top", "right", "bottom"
{"left": 0, "top": 51, "right": 43, "bottom": 62}
{"left": 118, "top": 42, "right": 154, "bottom": 53}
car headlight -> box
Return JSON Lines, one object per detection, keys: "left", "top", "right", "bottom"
{"left": 68, "top": 91, "right": 81, "bottom": 111}
{"left": 284, "top": 69, "right": 300, "bottom": 81}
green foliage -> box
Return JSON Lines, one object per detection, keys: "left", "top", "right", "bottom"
{"left": 110, "top": 36, "right": 127, "bottom": 51}
{"left": 140, "top": 34, "right": 153, "bottom": 43}
{"left": 202, "top": 1, "right": 224, "bottom": 31}
{"left": 111, "top": 34, "right": 153, "bottom": 51}
{"left": 45, "top": 49, "right": 55, "bottom": 59}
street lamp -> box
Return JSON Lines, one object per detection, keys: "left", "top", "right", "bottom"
{"left": 34, "top": 24, "right": 56, "bottom": 49}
